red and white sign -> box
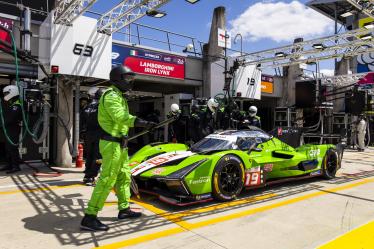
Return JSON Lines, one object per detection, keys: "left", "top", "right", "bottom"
{"left": 358, "top": 72, "right": 374, "bottom": 85}
{"left": 245, "top": 167, "right": 263, "bottom": 187}
{"left": 124, "top": 57, "right": 185, "bottom": 80}
{"left": 0, "top": 18, "right": 13, "bottom": 49}
{"left": 218, "top": 28, "right": 231, "bottom": 49}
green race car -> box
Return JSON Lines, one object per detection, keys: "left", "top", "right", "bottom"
{"left": 130, "top": 127, "right": 342, "bottom": 206}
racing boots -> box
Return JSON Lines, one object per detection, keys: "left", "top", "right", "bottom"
{"left": 83, "top": 177, "right": 96, "bottom": 186}
{"left": 118, "top": 207, "right": 142, "bottom": 219}
{"left": 80, "top": 214, "right": 109, "bottom": 232}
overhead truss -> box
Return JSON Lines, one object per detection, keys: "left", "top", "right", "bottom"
{"left": 97, "top": 0, "right": 171, "bottom": 34}
{"left": 346, "top": 0, "right": 374, "bottom": 19}
{"left": 239, "top": 27, "right": 374, "bottom": 68}
{"left": 54, "top": 0, "right": 98, "bottom": 25}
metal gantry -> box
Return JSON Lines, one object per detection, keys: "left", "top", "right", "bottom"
{"left": 97, "top": 0, "right": 171, "bottom": 34}
{"left": 346, "top": 0, "right": 374, "bottom": 19}
{"left": 54, "top": 0, "right": 98, "bottom": 25}
{"left": 238, "top": 27, "right": 374, "bottom": 68}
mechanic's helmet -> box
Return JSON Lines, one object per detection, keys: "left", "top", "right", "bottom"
{"left": 248, "top": 106, "right": 258, "bottom": 117}
{"left": 110, "top": 65, "right": 136, "bottom": 92}
{"left": 171, "top": 103, "right": 180, "bottom": 114}
{"left": 87, "top": 87, "right": 99, "bottom": 99}
{"left": 207, "top": 98, "right": 219, "bottom": 113}
{"left": 3, "top": 85, "right": 19, "bottom": 102}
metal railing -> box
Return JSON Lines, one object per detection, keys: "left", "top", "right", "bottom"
{"left": 87, "top": 10, "right": 203, "bottom": 56}
{"left": 86, "top": 10, "right": 246, "bottom": 58}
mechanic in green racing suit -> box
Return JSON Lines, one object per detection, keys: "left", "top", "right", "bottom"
{"left": 80, "top": 65, "right": 156, "bottom": 232}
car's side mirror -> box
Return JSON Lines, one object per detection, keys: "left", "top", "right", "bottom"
{"left": 252, "top": 147, "right": 262, "bottom": 152}
{"left": 247, "top": 142, "right": 262, "bottom": 154}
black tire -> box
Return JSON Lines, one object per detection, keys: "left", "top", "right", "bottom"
{"left": 322, "top": 149, "right": 339, "bottom": 179}
{"left": 212, "top": 155, "right": 245, "bottom": 201}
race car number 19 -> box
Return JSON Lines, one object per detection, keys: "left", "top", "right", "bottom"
{"left": 245, "top": 167, "right": 263, "bottom": 187}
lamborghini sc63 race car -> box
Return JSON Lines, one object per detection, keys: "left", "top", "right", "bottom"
{"left": 130, "top": 128, "right": 341, "bottom": 206}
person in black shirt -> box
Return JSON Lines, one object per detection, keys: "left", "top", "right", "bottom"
{"left": 81, "top": 87, "right": 105, "bottom": 185}
{"left": 0, "top": 85, "right": 22, "bottom": 174}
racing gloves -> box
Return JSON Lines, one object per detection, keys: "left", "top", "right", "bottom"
{"left": 134, "top": 118, "right": 157, "bottom": 130}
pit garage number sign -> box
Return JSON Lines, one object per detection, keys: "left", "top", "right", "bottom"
{"left": 112, "top": 44, "right": 185, "bottom": 80}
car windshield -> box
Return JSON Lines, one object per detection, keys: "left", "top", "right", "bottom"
{"left": 191, "top": 130, "right": 272, "bottom": 153}
{"left": 191, "top": 138, "right": 234, "bottom": 153}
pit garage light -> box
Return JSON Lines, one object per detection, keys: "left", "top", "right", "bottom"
{"left": 51, "top": 65, "right": 59, "bottom": 74}
{"left": 146, "top": 9, "right": 167, "bottom": 18}
{"left": 275, "top": 52, "right": 286, "bottom": 58}
{"left": 360, "top": 33, "right": 373, "bottom": 40}
{"left": 312, "top": 43, "right": 326, "bottom": 49}
{"left": 363, "top": 22, "right": 374, "bottom": 29}
{"left": 185, "top": 0, "right": 200, "bottom": 3}
{"left": 340, "top": 11, "right": 353, "bottom": 18}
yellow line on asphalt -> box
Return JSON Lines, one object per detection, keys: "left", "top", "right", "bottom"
{"left": 0, "top": 184, "right": 84, "bottom": 195}
{"left": 97, "top": 177, "right": 374, "bottom": 249}
{"left": 98, "top": 227, "right": 186, "bottom": 249}
{"left": 318, "top": 220, "right": 374, "bottom": 249}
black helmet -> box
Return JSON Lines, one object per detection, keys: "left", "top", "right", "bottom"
{"left": 110, "top": 65, "right": 136, "bottom": 92}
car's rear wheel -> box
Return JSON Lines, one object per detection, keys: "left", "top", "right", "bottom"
{"left": 322, "top": 149, "right": 339, "bottom": 179}
{"left": 212, "top": 155, "right": 245, "bottom": 201}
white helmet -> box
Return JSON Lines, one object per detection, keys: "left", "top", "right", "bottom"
{"left": 248, "top": 106, "right": 257, "bottom": 117}
{"left": 171, "top": 103, "right": 180, "bottom": 114}
{"left": 87, "top": 87, "right": 99, "bottom": 98}
{"left": 207, "top": 98, "right": 219, "bottom": 113}
{"left": 3, "top": 85, "right": 19, "bottom": 102}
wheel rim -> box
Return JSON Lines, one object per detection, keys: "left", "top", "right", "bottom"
{"left": 326, "top": 153, "right": 337, "bottom": 175}
{"left": 219, "top": 163, "right": 241, "bottom": 195}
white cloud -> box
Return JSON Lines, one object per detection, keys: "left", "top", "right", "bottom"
{"left": 320, "top": 69, "right": 335, "bottom": 77}
{"left": 230, "top": 1, "right": 333, "bottom": 43}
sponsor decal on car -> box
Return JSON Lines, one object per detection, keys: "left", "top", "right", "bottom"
{"left": 189, "top": 176, "right": 210, "bottom": 185}
{"left": 263, "top": 163, "right": 274, "bottom": 172}
{"left": 309, "top": 148, "right": 321, "bottom": 158}
{"left": 310, "top": 170, "right": 321, "bottom": 176}
{"left": 152, "top": 167, "right": 165, "bottom": 175}
{"left": 131, "top": 151, "right": 194, "bottom": 176}
{"left": 195, "top": 193, "right": 212, "bottom": 200}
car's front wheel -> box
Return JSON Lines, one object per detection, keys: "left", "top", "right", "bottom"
{"left": 212, "top": 155, "right": 245, "bottom": 201}
{"left": 322, "top": 149, "right": 339, "bottom": 179}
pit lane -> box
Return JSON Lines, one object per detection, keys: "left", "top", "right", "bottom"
{"left": 1, "top": 148, "right": 374, "bottom": 249}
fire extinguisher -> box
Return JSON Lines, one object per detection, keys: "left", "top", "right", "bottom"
{"left": 76, "top": 143, "right": 84, "bottom": 168}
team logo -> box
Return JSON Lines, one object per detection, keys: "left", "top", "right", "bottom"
{"left": 152, "top": 168, "right": 165, "bottom": 175}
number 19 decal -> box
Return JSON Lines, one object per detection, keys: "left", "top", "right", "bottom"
{"left": 245, "top": 167, "right": 263, "bottom": 187}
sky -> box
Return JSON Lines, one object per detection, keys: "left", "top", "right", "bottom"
{"left": 88, "top": 0, "right": 341, "bottom": 76}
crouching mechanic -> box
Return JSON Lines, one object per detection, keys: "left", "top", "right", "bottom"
{"left": 246, "top": 106, "right": 261, "bottom": 128}
{"left": 81, "top": 66, "right": 156, "bottom": 232}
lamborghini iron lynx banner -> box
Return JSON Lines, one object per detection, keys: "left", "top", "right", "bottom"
{"left": 112, "top": 44, "right": 185, "bottom": 80}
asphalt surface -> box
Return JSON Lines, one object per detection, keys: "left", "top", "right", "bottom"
{"left": 0, "top": 148, "right": 374, "bottom": 249}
